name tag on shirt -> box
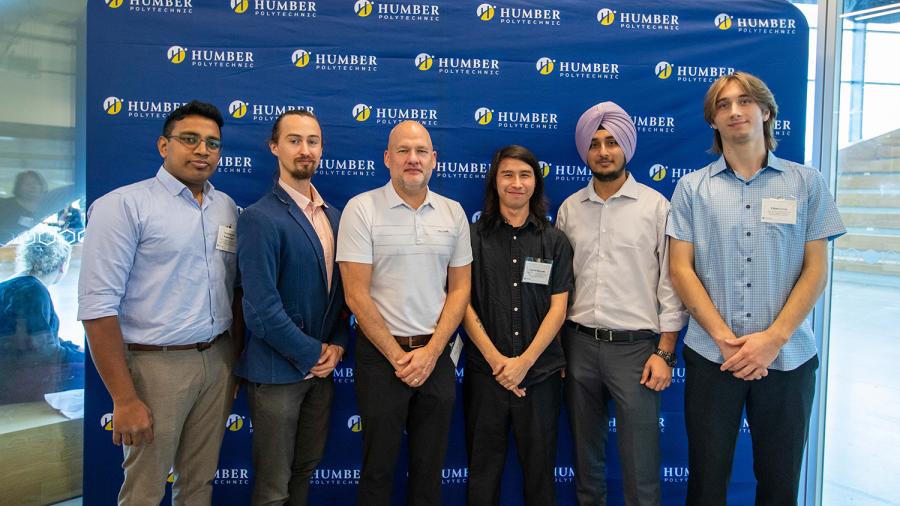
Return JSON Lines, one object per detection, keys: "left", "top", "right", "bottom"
{"left": 522, "top": 257, "right": 552, "bottom": 285}
{"left": 216, "top": 225, "right": 237, "bottom": 253}
{"left": 761, "top": 198, "right": 798, "bottom": 225}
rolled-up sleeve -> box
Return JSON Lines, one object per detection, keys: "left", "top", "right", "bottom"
{"left": 656, "top": 201, "right": 688, "bottom": 333}
{"left": 666, "top": 178, "right": 694, "bottom": 243}
{"left": 77, "top": 192, "right": 140, "bottom": 321}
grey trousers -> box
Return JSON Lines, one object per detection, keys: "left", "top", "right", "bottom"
{"left": 119, "top": 333, "right": 235, "bottom": 506}
{"left": 247, "top": 376, "right": 335, "bottom": 506}
{"left": 563, "top": 326, "right": 661, "bottom": 506}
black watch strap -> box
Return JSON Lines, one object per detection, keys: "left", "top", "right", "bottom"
{"left": 654, "top": 348, "right": 677, "bottom": 368}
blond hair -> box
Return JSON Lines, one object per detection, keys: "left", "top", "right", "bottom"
{"left": 703, "top": 71, "right": 779, "bottom": 154}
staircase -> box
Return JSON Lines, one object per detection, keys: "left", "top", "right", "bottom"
{"left": 834, "top": 129, "right": 900, "bottom": 276}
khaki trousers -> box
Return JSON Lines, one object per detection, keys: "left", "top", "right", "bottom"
{"left": 118, "top": 334, "right": 235, "bottom": 506}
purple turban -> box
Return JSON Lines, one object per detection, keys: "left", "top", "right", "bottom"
{"left": 574, "top": 101, "right": 637, "bottom": 164}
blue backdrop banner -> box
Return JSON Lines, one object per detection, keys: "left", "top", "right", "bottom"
{"left": 85, "top": 1, "right": 808, "bottom": 504}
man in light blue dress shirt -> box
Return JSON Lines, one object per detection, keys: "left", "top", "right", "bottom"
{"left": 78, "top": 100, "right": 241, "bottom": 505}
{"left": 667, "top": 72, "right": 846, "bottom": 506}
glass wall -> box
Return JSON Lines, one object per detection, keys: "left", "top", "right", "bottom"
{"left": 0, "top": 2, "right": 87, "bottom": 504}
{"left": 821, "top": 2, "right": 900, "bottom": 505}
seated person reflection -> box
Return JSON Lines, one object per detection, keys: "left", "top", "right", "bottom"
{"left": 0, "top": 227, "right": 83, "bottom": 405}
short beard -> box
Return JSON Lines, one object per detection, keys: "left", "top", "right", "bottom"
{"left": 285, "top": 163, "right": 315, "bottom": 181}
{"left": 591, "top": 165, "right": 625, "bottom": 182}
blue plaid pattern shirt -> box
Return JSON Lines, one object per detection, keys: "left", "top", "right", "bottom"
{"left": 667, "top": 153, "right": 846, "bottom": 371}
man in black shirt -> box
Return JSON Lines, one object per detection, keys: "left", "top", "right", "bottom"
{"left": 462, "top": 145, "right": 574, "bottom": 506}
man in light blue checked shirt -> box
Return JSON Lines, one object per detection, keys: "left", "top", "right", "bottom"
{"left": 78, "top": 100, "right": 242, "bottom": 505}
{"left": 668, "top": 72, "right": 845, "bottom": 506}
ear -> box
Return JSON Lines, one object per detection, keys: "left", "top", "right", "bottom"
{"left": 268, "top": 140, "right": 278, "bottom": 157}
{"left": 762, "top": 108, "right": 771, "bottom": 121}
{"left": 710, "top": 123, "right": 718, "bottom": 130}
{"left": 157, "top": 136, "right": 168, "bottom": 158}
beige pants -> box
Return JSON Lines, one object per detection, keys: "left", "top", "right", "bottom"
{"left": 118, "top": 334, "right": 235, "bottom": 506}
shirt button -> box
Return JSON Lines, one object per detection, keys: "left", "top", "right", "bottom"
{"left": 513, "top": 282, "right": 518, "bottom": 287}
{"left": 513, "top": 236, "right": 517, "bottom": 240}
{"left": 512, "top": 259, "right": 517, "bottom": 263}
{"left": 746, "top": 283, "right": 752, "bottom": 287}
{"left": 746, "top": 313, "right": 752, "bottom": 317}
{"left": 746, "top": 232, "right": 751, "bottom": 236}
{"left": 747, "top": 257, "right": 752, "bottom": 262}
{"left": 745, "top": 204, "right": 751, "bottom": 209}
{"left": 601, "top": 229, "right": 606, "bottom": 233}
{"left": 513, "top": 307, "right": 519, "bottom": 312}
{"left": 745, "top": 181, "right": 751, "bottom": 186}
{"left": 514, "top": 331, "right": 519, "bottom": 336}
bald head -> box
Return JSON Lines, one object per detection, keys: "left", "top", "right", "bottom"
{"left": 384, "top": 120, "right": 436, "bottom": 197}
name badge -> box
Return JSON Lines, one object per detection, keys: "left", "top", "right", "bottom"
{"left": 761, "top": 198, "right": 798, "bottom": 225}
{"left": 216, "top": 225, "right": 237, "bottom": 253}
{"left": 522, "top": 257, "right": 552, "bottom": 285}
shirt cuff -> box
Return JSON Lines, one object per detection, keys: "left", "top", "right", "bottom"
{"left": 659, "top": 311, "right": 688, "bottom": 333}
{"left": 76, "top": 296, "right": 121, "bottom": 321}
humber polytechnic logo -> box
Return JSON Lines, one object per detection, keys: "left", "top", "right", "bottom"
{"left": 415, "top": 53, "right": 434, "bottom": 71}
{"left": 355, "top": 0, "right": 373, "bottom": 17}
{"left": 539, "top": 161, "right": 551, "bottom": 178}
{"left": 597, "top": 8, "right": 615, "bottom": 25}
{"left": 105, "top": 0, "right": 123, "bottom": 8}
{"left": 167, "top": 45, "right": 187, "bottom": 64}
{"left": 536, "top": 57, "right": 555, "bottom": 75}
{"left": 231, "top": 0, "right": 249, "bottom": 14}
{"left": 353, "top": 103, "right": 372, "bottom": 122}
{"left": 228, "top": 100, "right": 248, "bottom": 119}
{"left": 715, "top": 13, "right": 733, "bottom": 30}
{"left": 649, "top": 164, "right": 667, "bottom": 182}
{"left": 226, "top": 414, "right": 244, "bottom": 432}
{"left": 347, "top": 415, "right": 363, "bottom": 432}
{"left": 474, "top": 107, "right": 493, "bottom": 125}
{"left": 476, "top": 3, "right": 495, "bottom": 21}
{"left": 101, "top": 413, "right": 114, "bottom": 430}
{"left": 292, "top": 49, "right": 311, "bottom": 67}
{"left": 655, "top": 61, "right": 673, "bottom": 79}
{"left": 103, "top": 96, "right": 123, "bottom": 115}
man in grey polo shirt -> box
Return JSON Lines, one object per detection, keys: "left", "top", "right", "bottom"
{"left": 337, "top": 120, "right": 472, "bottom": 505}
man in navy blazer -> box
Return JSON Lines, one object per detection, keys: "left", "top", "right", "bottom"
{"left": 235, "top": 110, "right": 349, "bottom": 506}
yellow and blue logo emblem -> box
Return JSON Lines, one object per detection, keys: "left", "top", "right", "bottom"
{"left": 539, "top": 161, "right": 551, "bottom": 178}
{"left": 167, "top": 46, "right": 187, "bottom": 64}
{"left": 597, "top": 8, "right": 615, "bottom": 26}
{"left": 650, "top": 164, "right": 667, "bottom": 182}
{"left": 103, "top": 96, "right": 123, "bottom": 115}
{"left": 476, "top": 3, "right": 495, "bottom": 21}
{"left": 414, "top": 53, "right": 434, "bottom": 71}
{"left": 715, "top": 13, "right": 732, "bottom": 30}
{"left": 226, "top": 414, "right": 244, "bottom": 431}
{"left": 105, "top": 0, "right": 123, "bottom": 8}
{"left": 474, "top": 107, "right": 493, "bottom": 125}
{"left": 228, "top": 100, "right": 248, "bottom": 119}
{"left": 355, "top": 0, "right": 373, "bottom": 17}
{"left": 100, "top": 413, "right": 114, "bottom": 430}
{"left": 655, "top": 61, "right": 673, "bottom": 79}
{"left": 291, "top": 49, "right": 311, "bottom": 68}
{"left": 536, "top": 57, "right": 555, "bottom": 75}
{"left": 231, "top": 0, "right": 249, "bottom": 14}
{"left": 352, "top": 103, "right": 372, "bottom": 122}
{"left": 347, "top": 415, "right": 363, "bottom": 433}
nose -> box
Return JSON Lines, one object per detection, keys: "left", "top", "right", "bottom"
{"left": 194, "top": 139, "right": 209, "bottom": 155}
{"left": 512, "top": 175, "right": 524, "bottom": 187}
{"left": 729, "top": 101, "right": 742, "bottom": 116}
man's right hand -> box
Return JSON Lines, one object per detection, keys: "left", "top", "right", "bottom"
{"left": 113, "top": 396, "right": 154, "bottom": 446}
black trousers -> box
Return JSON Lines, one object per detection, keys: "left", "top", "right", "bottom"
{"left": 463, "top": 370, "right": 562, "bottom": 506}
{"left": 683, "top": 346, "right": 818, "bottom": 506}
{"left": 355, "top": 335, "right": 456, "bottom": 506}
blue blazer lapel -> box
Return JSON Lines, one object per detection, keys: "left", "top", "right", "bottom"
{"left": 274, "top": 185, "right": 328, "bottom": 288}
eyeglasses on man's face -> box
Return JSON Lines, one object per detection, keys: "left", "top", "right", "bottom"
{"left": 167, "top": 133, "right": 222, "bottom": 151}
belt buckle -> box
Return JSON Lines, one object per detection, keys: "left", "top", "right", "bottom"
{"left": 594, "top": 328, "right": 614, "bottom": 342}
{"left": 407, "top": 336, "right": 425, "bottom": 349}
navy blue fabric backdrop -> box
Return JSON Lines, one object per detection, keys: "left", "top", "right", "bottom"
{"left": 85, "top": 1, "right": 808, "bottom": 504}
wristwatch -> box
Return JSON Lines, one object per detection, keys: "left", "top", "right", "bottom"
{"left": 653, "top": 348, "right": 677, "bottom": 368}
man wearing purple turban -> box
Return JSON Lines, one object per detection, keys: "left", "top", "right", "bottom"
{"left": 557, "top": 101, "right": 687, "bottom": 505}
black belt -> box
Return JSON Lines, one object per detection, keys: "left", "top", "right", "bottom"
{"left": 565, "top": 321, "right": 657, "bottom": 343}
{"left": 126, "top": 332, "right": 225, "bottom": 352}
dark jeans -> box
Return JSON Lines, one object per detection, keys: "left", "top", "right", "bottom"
{"left": 463, "top": 369, "right": 562, "bottom": 506}
{"left": 247, "top": 376, "right": 334, "bottom": 506}
{"left": 355, "top": 335, "right": 456, "bottom": 506}
{"left": 683, "top": 346, "right": 818, "bottom": 506}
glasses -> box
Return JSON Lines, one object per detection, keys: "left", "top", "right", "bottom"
{"left": 167, "top": 134, "right": 222, "bottom": 151}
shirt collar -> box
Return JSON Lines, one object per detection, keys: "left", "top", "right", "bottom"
{"left": 580, "top": 171, "right": 641, "bottom": 203}
{"left": 712, "top": 151, "right": 785, "bottom": 177}
{"left": 383, "top": 180, "right": 434, "bottom": 210}
{"left": 156, "top": 166, "right": 213, "bottom": 199}
{"left": 278, "top": 179, "right": 327, "bottom": 210}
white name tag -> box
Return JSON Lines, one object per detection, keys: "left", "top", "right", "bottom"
{"left": 216, "top": 225, "right": 237, "bottom": 253}
{"left": 761, "top": 198, "right": 797, "bottom": 225}
{"left": 522, "top": 257, "right": 552, "bottom": 285}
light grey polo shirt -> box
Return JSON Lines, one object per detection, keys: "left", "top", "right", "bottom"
{"left": 336, "top": 181, "right": 472, "bottom": 337}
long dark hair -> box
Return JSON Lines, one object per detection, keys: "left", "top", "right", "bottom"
{"left": 479, "top": 145, "right": 549, "bottom": 231}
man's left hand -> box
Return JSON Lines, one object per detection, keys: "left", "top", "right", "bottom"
{"left": 720, "top": 330, "right": 784, "bottom": 380}
{"left": 640, "top": 354, "right": 673, "bottom": 391}
{"left": 310, "top": 344, "right": 345, "bottom": 378}
{"left": 494, "top": 355, "right": 532, "bottom": 392}
{"left": 395, "top": 346, "right": 438, "bottom": 387}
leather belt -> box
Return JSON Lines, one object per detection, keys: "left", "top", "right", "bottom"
{"left": 565, "top": 321, "right": 656, "bottom": 343}
{"left": 126, "top": 332, "right": 224, "bottom": 352}
{"left": 394, "top": 334, "right": 431, "bottom": 349}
